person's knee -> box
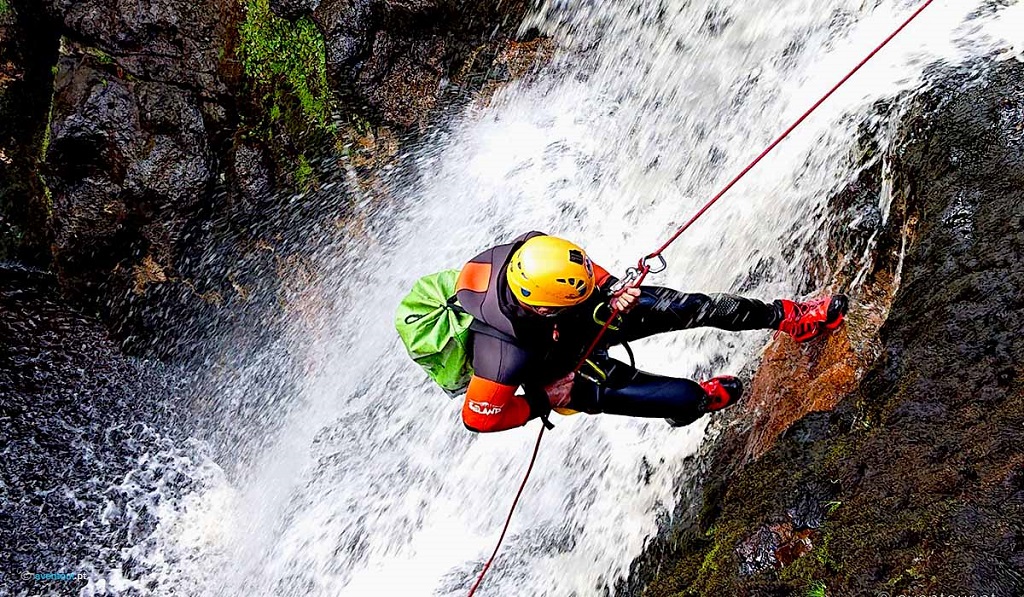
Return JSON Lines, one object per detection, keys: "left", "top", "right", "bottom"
{"left": 567, "top": 376, "right": 602, "bottom": 414}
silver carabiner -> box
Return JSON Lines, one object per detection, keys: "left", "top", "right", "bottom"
{"left": 642, "top": 254, "right": 668, "bottom": 274}
{"left": 608, "top": 266, "right": 641, "bottom": 296}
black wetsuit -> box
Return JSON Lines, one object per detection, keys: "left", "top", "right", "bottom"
{"left": 567, "top": 287, "right": 781, "bottom": 427}
{"left": 456, "top": 232, "right": 782, "bottom": 432}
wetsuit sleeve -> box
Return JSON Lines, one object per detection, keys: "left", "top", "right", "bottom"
{"left": 461, "top": 333, "right": 548, "bottom": 433}
{"left": 592, "top": 261, "right": 613, "bottom": 289}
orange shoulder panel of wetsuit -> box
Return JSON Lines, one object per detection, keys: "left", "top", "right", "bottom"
{"left": 592, "top": 261, "right": 612, "bottom": 288}
{"left": 461, "top": 375, "right": 531, "bottom": 433}
{"left": 457, "top": 262, "right": 491, "bottom": 293}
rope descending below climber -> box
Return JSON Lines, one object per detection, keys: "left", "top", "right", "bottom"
{"left": 446, "top": 0, "right": 938, "bottom": 593}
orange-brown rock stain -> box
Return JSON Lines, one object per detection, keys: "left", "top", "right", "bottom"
{"left": 740, "top": 278, "right": 894, "bottom": 461}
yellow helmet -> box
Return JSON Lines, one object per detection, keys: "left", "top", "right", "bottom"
{"left": 506, "top": 236, "right": 596, "bottom": 307}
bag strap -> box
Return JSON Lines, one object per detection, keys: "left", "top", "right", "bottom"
{"left": 446, "top": 294, "right": 468, "bottom": 314}
{"left": 445, "top": 293, "right": 521, "bottom": 344}
{"left": 403, "top": 295, "right": 469, "bottom": 325}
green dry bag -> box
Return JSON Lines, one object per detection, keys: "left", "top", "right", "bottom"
{"left": 395, "top": 269, "right": 474, "bottom": 396}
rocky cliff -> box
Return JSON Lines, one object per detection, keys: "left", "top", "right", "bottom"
{"left": 623, "top": 58, "right": 1024, "bottom": 597}
{"left": 1, "top": 0, "right": 544, "bottom": 353}
{"left": 5, "top": 4, "right": 1022, "bottom": 596}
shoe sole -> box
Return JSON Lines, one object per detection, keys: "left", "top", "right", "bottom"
{"left": 824, "top": 294, "right": 849, "bottom": 330}
{"left": 718, "top": 375, "right": 745, "bottom": 400}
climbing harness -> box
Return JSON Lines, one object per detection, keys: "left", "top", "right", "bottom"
{"left": 467, "top": 1, "right": 936, "bottom": 593}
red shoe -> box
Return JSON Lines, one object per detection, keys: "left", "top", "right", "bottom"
{"left": 776, "top": 295, "right": 849, "bottom": 343}
{"left": 700, "top": 375, "right": 744, "bottom": 412}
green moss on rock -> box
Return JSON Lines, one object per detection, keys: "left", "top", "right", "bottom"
{"left": 294, "top": 153, "right": 313, "bottom": 189}
{"left": 235, "top": 0, "right": 334, "bottom": 192}
{"left": 237, "top": 0, "right": 330, "bottom": 128}
{"left": 807, "top": 580, "right": 827, "bottom": 597}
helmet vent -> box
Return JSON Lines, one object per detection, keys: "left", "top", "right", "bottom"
{"left": 568, "top": 249, "right": 585, "bottom": 265}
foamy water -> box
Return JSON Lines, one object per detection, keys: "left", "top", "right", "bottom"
{"left": 81, "top": 1, "right": 1023, "bottom": 595}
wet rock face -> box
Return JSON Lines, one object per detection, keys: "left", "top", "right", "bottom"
{"left": 45, "top": 0, "right": 236, "bottom": 96}
{"left": 46, "top": 47, "right": 213, "bottom": 302}
{"left": 311, "top": 0, "right": 531, "bottom": 127}
{"left": 631, "top": 58, "right": 1024, "bottom": 597}
{"left": 845, "top": 59, "right": 1024, "bottom": 595}
{"left": 272, "top": 0, "right": 322, "bottom": 20}
{"left": 737, "top": 522, "right": 816, "bottom": 575}
{"left": 30, "top": 0, "right": 537, "bottom": 349}
{"left": 232, "top": 142, "right": 274, "bottom": 210}
{"left": 37, "top": 0, "right": 240, "bottom": 334}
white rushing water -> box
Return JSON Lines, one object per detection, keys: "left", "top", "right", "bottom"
{"left": 82, "top": 1, "right": 1023, "bottom": 595}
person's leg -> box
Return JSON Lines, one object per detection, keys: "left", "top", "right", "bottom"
{"left": 567, "top": 354, "right": 736, "bottom": 427}
{"left": 604, "top": 286, "right": 782, "bottom": 344}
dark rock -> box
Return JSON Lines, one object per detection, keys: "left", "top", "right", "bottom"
{"left": 786, "top": 479, "right": 837, "bottom": 530}
{"left": 46, "top": 46, "right": 212, "bottom": 304}
{"left": 889, "top": 399, "right": 947, "bottom": 424}
{"left": 313, "top": 0, "right": 531, "bottom": 127}
{"left": 313, "top": 0, "right": 378, "bottom": 78}
{"left": 271, "top": 0, "right": 322, "bottom": 19}
{"left": 629, "top": 58, "right": 1024, "bottom": 597}
{"left": 737, "top": 522, "right": 817, "bottom": 575}
{"left": 45, "top": 0, "right": 236, "bottom": 96}
{"left": 0, "top": 0, "right": 60, "bottom": 265}
{"left": 36, "top": 2, "right": 239, "bottom": 340}
{"left": 355, "top": 31, "right": 449, "bottom": 127}
{"left": 231, "top": 142, "right": 274, "bottom": 211}
{"left": 781, "top": 411, "right": 832, "bottom": 445}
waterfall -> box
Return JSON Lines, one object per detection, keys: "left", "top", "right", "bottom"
{"left": 81, "top": 1, "right": 1022, "bottom": 595}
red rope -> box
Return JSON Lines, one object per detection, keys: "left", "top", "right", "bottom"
{"left": 647, "top": 0, "right": 937, "bottom": 259}
{"left": 466, "top": 426, "right": 546, "bottom": 597}
{"left": 467, "top": 1, "right": 935, "bottom": 593}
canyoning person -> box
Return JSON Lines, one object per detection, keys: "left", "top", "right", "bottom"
{"left": 454, "top": 231, "right": 848, "bottom": 433}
